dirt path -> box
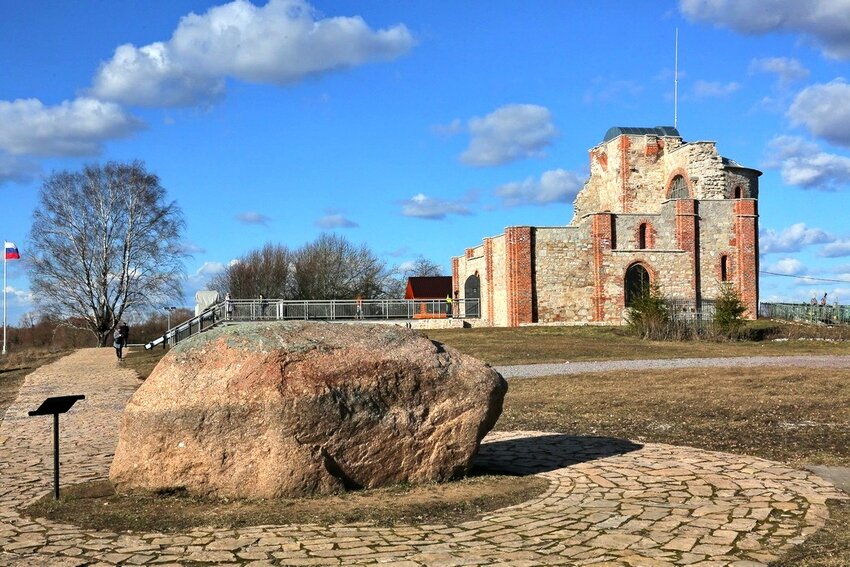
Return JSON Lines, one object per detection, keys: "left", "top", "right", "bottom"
{"left": 496, "top": 354, "right": 850, "bottom": 378}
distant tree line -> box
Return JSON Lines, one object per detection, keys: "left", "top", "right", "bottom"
{"left": 208, "top": 234, "right": 443, "bottom": 300}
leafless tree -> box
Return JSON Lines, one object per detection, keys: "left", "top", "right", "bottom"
{"left": 385, "top": 256, "right": 444, "bottom": 297}
{"left": 29, "top": 162, "right": 186, "bottom": 346}
{"left": 209, "top": 243, "right": 295, "bottom": 299}
{"left": 213, "top": 235, "right": 389, "bottom": 300}
{"left": 293, "top": 234, "right": 388, "bottom": 299}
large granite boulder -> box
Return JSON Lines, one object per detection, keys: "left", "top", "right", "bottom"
{"left": 110, "top": 321, "right": 507, "bottom": 499}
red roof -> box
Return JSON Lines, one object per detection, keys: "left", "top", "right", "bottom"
{"left": 405, "top": 276, "right": 452, "bottom": 299}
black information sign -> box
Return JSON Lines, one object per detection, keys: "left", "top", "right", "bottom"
{"left": 28, "top": 394, "right": 85, "bottom": 499}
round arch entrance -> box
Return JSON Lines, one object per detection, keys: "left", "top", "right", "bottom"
{"left": 464, "top": 274, "right": 480, "bottom": 318}
{"left": 624, "top": 263, "right": 651, "bottom": 307}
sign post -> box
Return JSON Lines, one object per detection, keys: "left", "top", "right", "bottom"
{"left": 28, "top": 395, "right": 85, "bottom": 499}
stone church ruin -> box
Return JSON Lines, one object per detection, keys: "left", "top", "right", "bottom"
{"left": 453, "top": 126, "right": 760, "bottom": 326}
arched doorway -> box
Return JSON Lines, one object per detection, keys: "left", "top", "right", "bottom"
{"left": 624, "top": 263, "right": 651, "bottom": 306}
{"left": 464, "top": 274, "right": 480, "bottom": 318}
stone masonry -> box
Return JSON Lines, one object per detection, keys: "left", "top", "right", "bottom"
{"left": 454, "top": 127, "right": 761, "bottom": 326}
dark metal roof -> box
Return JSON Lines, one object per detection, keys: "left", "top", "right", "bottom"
{"left": 405, "top": 276, "right": 452, "bottom": 299}
{"left": 602, "top": 126, "right": 681, "bottom": 143}
{"left": 722, "top": 156, "right": 762, "bottom": 175}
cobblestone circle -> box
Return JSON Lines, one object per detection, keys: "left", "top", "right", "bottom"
{"left": 0, "top": 349, "right": 846, "bottom": 566}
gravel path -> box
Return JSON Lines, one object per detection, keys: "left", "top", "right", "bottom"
{"left": 496, "top": 354, "right": 850, "bottom": 378}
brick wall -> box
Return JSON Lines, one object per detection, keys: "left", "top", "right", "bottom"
{"left": 734, "top": 199, "right": 759, "bottom": 318}
{"left": 505, "top": 227, "right": 533, "bottom": 326}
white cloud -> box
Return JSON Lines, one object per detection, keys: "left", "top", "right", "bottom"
{"left": 460, "top": 104, "right": 558, "bottom": 167}
{"left": 90, "top": 0, "right": 414, "bottom": 107}
{"left": 0, "top": 153, "right": 40, "bottom": 184}
{"left": 788, "top": 79, "right": 850, "bottom": 147}
{"left": 679, "top": 0, "right": 850, "bottom": 59}
{"left": 760, "top": 222, "right": 833, "bottom": 253}
{"left": 0, "top": 97, "right": 143, "bottom": 157}
{"left": 186, "top": 261, "right": 226, "bottom": 288}
{"left": 583, "top": 78, "right": 644, "bottom": 104}
{"left": 430, "top": 119, "right": 463, "bottom": 137}
{"left": 495, "top": 169, "right": 584, "bottom": 208}
{"left": 765, "top": 257, "right": 806, "bottom": 275}
{"left": 397, "top": 260, "right": 417, "bottom": 273}
{"left": 749, "top": 57, "right": 810, "bottom": 85}
{"left": 2, "top": 285, "right": 33, "bottom": 307}
{"left": 766, "top": 135, "right": 850, "bottom": 189}
{"left": 693, "top": 80, "right": 741, "bottom": 98}
{"left": 315, "top": 213, "right": 358, "bottom": 229}
{"left": 401, "top": 193, "right": 472, "bottom": 220}
{"left": 177, "top": 241, "right": 206, "bottom": 255}
{"left": 235, "top": 212, "right": 272, "bottom": 225}
{"left": 821, "top": 239, "right": 850, "bottom": 257}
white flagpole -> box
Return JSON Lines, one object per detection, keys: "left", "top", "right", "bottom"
{"left": 674, "top": 28, "right": 679, "bottom": 129}
{"left": 2, "top": 251, "right": 6, "bottom": 355}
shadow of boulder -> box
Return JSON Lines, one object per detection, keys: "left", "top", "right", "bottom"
{"left": 472, "top": 433, "right": 642, "bottom": 476}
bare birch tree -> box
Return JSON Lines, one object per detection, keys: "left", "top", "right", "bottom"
{"left": 29, "top": 162, "right": 186, "bottom": 346}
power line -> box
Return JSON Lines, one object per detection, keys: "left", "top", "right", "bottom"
{"left": 760, "top": 270, "right": 850, "bottom": 284}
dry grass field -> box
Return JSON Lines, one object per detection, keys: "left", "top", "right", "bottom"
{"left": 425, "top": 322, "right": 850, "bottom": 365}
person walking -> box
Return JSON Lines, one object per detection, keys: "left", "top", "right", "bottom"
{"left": 119, "top": 321, "right": 130, "bottom": 345}
{"left": 225, "top": 292, "right": 234, "bottom": 320}
{"left": 113, "top": 327, "right": 125, "bottom": 360}
{"left": 446, "top": 293, "right": 453, "bottom": 318}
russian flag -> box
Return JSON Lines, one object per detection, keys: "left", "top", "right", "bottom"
{"left": 4, "top": 241, "right": 20, "bottom": 260}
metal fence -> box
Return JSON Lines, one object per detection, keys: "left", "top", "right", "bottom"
{"left": 221, "top": 298, "right": 479, "bottom": 322}
{"left": 146, "top": 298, "right": 480, "bottom": 349}
{"left": 759, "top": 302, "right": 850, "bottom": 325}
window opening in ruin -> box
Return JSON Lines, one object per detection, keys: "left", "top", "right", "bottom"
{"left": 638, "top": 223, "right": 648, "bottom": 249}
{"left": 721, "top": 255, "right": 728, "bottom": 282}
{"left": 734, "top": 186, "right": 742, "bottom": 199}
{"left": 464, "top": 274, "right": 481, "bottom": 318}
{"left": 624, "top": 263, "right": 651, "bottom": 307}
{"left": 669, "top": 175, "right": 688, "bottom": 199}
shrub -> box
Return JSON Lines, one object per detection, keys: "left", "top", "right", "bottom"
{"left": 714, "top": 283, "right": 747, "bottom": 339}
{"left": 737, "top": 320, "right": 783, "bottom": 342}
{"left": 626, "top": 284, "right": 670, "bottom": 340}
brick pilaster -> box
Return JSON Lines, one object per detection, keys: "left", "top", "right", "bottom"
{"left": 734, "top": 199, "right": 759, "bottom": 319}
{"left": 451, "top": 257, "right": 459, "bottom": 299}
{"left": 591, "top": 214, "right": 614, "bottom": 322}
{"left": 484, "top": 238, "right": 494, "bottom": 324}
{"left": 675, "top": 199, "right": 700, "bottom": 302}
{"left": 504, "top": 227, "right": 534, "bottom": 327}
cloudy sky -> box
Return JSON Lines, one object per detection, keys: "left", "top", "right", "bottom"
{"left": 2, "top": 0, "right": 850, "bottom": 323}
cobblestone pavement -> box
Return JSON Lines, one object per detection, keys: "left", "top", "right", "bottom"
{"left": 0, "top": 349, "right": 847, "bottom": 566}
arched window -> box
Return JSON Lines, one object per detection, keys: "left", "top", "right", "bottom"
{"left": 669, "top": 175, "right": 689, "bottom": 199}
{"left": 734, "top": 186, "right": 743, "bottom": 199}
{"left": 638, "top": 223, "right": 648, "bottom": 249}
{"left": 720, "top": 255, "right": 729, "bottom": 282}
{"left": 625, "top": 263, "right": 651, "bottom": 307}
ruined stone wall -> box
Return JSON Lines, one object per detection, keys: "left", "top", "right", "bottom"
{"left": 664, "top": 142, "right": 727, "bottom": 200}
{"left": 455, "top": 130, "right": 759, "bottom": 326}
{"left": 533, "top": 226, "right": 594, "bottom": 322}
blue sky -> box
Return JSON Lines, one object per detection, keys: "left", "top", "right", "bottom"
{"left": 3, "top": 0, "right": 850, "bottom": 324}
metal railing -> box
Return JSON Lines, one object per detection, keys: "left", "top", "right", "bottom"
{"left": 759, "top": 302, "right": 850, "bottom": 325}
{"left": 145, "top": 298, "right": 480, "bottom": 349}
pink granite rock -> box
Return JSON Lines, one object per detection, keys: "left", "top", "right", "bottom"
{"left": 110, "top": 321, "right": 506, "bottom": 499}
